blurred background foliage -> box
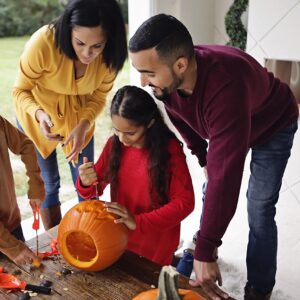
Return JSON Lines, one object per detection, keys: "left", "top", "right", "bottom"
{"left": 0, "top": 0, "right": 63, "bottom": 37}
{"left": 0, "top": 0, "right": 128, "bottom": 37}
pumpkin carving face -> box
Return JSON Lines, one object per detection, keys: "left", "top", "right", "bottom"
{"left": 58, "top": 200, "right": 128, "bottom": 271}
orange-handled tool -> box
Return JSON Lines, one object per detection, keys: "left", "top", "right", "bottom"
{"left": 32, "top": 207, "right": 40, "bottom": 255}
{"left": 0, "top": 273, "right": 51, "bottom": 294}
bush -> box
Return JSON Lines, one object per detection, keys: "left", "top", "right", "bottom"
{"left": 225, "top": 0, "right": 248, "bottom": 50}
{"left": 0, "top": 0, "right": 63, "bottom": 37}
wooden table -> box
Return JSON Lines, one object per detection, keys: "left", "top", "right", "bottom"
{"left": 0, "top": 226, "right": 211, "bottom": 300}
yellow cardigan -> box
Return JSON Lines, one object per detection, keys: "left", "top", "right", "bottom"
{"left": 13, "top": 25, "right": 116, "bottom": 159}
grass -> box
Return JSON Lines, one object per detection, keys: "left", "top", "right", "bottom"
{"left": 0, "top": 36, "right": 130, "bottom": 218}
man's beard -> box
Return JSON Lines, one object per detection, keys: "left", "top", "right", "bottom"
{"left": 152, "top": 75, "right": 183, "bottom": 101}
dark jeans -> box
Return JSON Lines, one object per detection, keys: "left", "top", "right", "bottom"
{"left": 176, "top": 121, "right": 298, "bottom": 285}
{"left": 16, "top": 118, "right": 94, "bottom": 208}
{"left": 246, "top": 121, "right": 297, "bottom": 294}
{"left": 12, "top": 225, "right": 25, "bottom": 242}
{"left": 35, "top": 137, "right": 94, "bottom": 208}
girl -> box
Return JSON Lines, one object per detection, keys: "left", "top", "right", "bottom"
{"left": 13, "top": 0, "right": 127, "bottom": 229}
{"left": 76, "top": 85, "right": 194, "bottom": 266}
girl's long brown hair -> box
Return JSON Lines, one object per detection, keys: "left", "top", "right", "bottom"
{"left": 107, "top": 85, "right": 180, "bottom": 207}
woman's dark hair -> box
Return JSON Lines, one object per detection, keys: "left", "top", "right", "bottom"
{"left": 108, "top": 85, "right": 180, "bottom": 207}
{"left": 50, "top": 0, "right": 127, "bottom": 72}
{"left": 129, "top": 14, "right": 194, "bottom": 65}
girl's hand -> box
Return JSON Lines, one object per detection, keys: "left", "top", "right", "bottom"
{"left": 78, "top": 157, "right": 97, "bottom": 186}
{"left": 64, "top": 120, "right": 90, "bottom": 162}
{"left": 10, "top": 246, "right": 41, "bottom": 266}
{"left": 35, "top": 109, "right": 63, "bottom": 141}
{"left": 104, "top": 202, "right": 136, "bottom": 230}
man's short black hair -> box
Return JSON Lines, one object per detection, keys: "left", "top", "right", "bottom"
{"left": 129, "top": 14, "right": 194, "bottom": 63}
{"left": 50, "top": 0, "right": 127, "bottom": 72}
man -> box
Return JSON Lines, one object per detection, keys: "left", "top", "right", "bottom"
{"left": 129, "top": 14, "right": 299, "bottom": 300}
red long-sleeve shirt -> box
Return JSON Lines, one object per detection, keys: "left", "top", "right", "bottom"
{"left": 164, "top": 45, "right": 299, "bottom": 262}
{"left": 76, "top": 137, "right": 194, "bottom": 265}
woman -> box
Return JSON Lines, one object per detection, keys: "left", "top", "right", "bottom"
{"left": 13, "top": 0, "right": 127, "bottom": 229}
{"left": 76, "top": 86, "right": 195, "bottom": 266}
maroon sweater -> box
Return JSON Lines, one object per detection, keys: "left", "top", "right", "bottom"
{"left": 163, "top": 45, "right": 299, "bottom": 262}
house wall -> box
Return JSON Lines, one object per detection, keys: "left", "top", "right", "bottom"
{"left": 246, "top": 0, "right": 300, "bottom": 64}
{"left": 128, "top": 0, "right": 234, "bottom": 84}
{"left": 246, "top": 0, "right": 300, "bottom": 102}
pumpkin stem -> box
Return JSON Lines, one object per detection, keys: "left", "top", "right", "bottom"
{"left": 156, "top": 266, "right": 182, "bottom": 300}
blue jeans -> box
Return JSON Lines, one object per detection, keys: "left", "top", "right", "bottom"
{"left": 36, "top": 137, "right": 94, "bottom": 208}
{"left": 176, "top": 252, "right": 194, "bottom": 277}
{"left": 246, "top": 121, "right": 297, "bottom": 294}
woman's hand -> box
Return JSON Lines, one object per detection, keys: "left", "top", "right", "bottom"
{"left": 104, "top": 202, "right": 136, "bottom": 230}
{"left": 10, "top": 246, "right": 41, "bottom": 266}
{"left": 78, "top": 157, "right": 97, "bottom": 186}
{"left": 64, "top": 120, "right": 90, "bottom": 162}
{"left": 35, "top": 109, "right": 63, "bottom": 141}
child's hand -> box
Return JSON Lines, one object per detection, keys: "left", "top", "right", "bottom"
{"left": 10, "top": 246, "right": 41, "bottom": 266}
{"left": 104, "top": 202, "right": 136, "bottom": 230}
{"left": 79, "top": 157, "right": 97, "bottom": 186}
{"left": 29, "top": 199, "right": 42, "bottom": 211}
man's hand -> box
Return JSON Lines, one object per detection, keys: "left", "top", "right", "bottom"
{"left": 10, "top": 246, "right": 40, "bottom": 266}
{"left": 78, "top": 157, "right": 97, "bottom": 186}
{"left": 35, "top": 109, "right": 63, "bottom": 141}
{"left": 64, "top": 120, "right": 90, "bottom": 162}
{"left": 189, "top": 259, "right": 229, "bottom": 300}
{"left": 104, "top": 202, "right": 136, "bottom": 230}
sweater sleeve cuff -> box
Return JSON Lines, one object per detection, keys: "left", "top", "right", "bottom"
{"left": 194, "top": 236, "right": 222, "bottom": 262}
{"left": 75, "top": 177, "right": 94, "bottom": 199}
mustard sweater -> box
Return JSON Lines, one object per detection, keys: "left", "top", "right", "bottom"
{"left": 0, "top": 116, "right": 45, "bottom": 259}
{"left": 13, "top": 25, "right": 116, "bottom": 159}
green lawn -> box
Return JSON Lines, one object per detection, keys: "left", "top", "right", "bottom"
{"left": 0, "top": 36, "right": 130, "bottom": 217}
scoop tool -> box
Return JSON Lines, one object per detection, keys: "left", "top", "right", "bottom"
{"left": 0, "top": 273, "right": 51, "bottom": 294}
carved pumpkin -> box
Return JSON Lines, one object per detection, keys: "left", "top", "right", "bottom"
{"left": 58, "top": 200, "right": 128, "bottom": 271}
{"left": 133, "top": 266, "right": 205, "bottom": 300}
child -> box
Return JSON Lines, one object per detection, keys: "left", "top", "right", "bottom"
{"left": 76, "top": 85, "right": 195, "bottom": 266}
{"left": 0, "top": 115, "right": 45, "bottom": 265}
